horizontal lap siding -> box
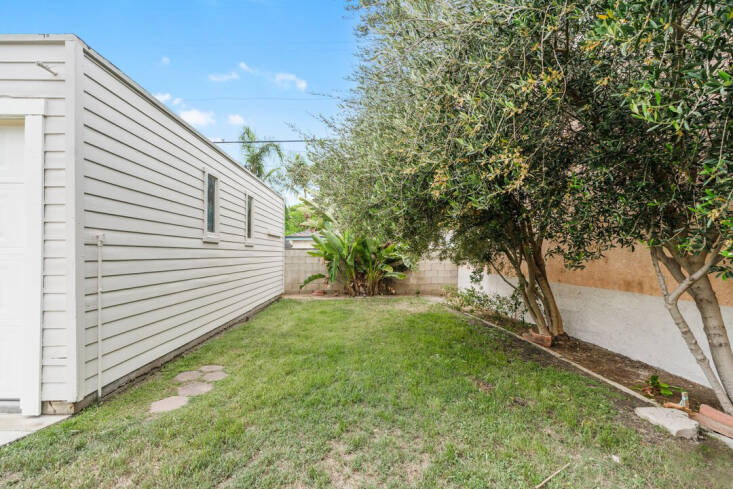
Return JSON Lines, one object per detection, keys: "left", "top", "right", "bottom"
{"left": 0, "top": 40, "right": 72, "bottom": 401}
{"left": 80, "top": 53, "right": 284, "bottom": 397}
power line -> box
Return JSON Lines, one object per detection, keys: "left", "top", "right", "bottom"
{"left": 185, "top": 96, "right": 340, "bottom": 102}
{"left": 213, "top": 139, "right": 333, "bottom": 144}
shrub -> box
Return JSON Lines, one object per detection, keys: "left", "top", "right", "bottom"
{"left": 444, "top": 286, "right": 527, "bottom": 322}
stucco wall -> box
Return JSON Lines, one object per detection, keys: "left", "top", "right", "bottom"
{"left": 459, "top": 252, "right": 733, "bottom": 388}
{"left": 284, "top": 249, "right": 457, "bottom": 295}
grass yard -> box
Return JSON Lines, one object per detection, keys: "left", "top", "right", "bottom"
{"left": 1, "top": 298, "right": 731, "bottom": 488}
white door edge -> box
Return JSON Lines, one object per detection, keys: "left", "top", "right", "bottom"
{"left": 0, "top": 98, "right": 46, "bottom": 415}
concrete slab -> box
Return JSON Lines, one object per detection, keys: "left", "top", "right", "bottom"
{"left": 200, "top": 365, "right": 223, "bottom": 373}
{"left": 708, "top": 431, "right": 733, "bottom": 450}
{"left": 202, "top": 371, "right": 228, "bottom": 382}
{"left": 0, "top": 431, "right": 28, "bottom": 446}
{"left": 177, "top": 382, "right": 213, "bottom": 397}
{"left": 635, "top": 407, "right": 699, "bottom": 439}
{"left": 0, "top": 414, "right": 69, "bottom": 447}
{"left": 149, "top": 396, "right": 189, "bottom": 413}
{"left": 174, "top": 371, "right": 203, "bottom": 383}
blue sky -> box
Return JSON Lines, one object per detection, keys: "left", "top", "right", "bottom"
{"left": 0, "top": 0, "right": 360, "bottom": 201}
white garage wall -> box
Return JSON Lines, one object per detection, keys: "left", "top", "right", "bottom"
{"left": 0, "top": 36, "right": 80, "bottom": 403}
{"left": 458, "top": 266, "right": 733, "bottom": 387}
{"left": 78, "top": 47, "right": 284, "bottom": 398}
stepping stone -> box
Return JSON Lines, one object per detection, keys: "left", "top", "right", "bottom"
{"left": 202, "top": 371, "right": 228, "bottom": 382}
{"left": 149, "top": 396, "right": 189, "bottom": 413}
{"left": 635, "top": 407, "right": 699, "bottom": 439}
{"left": 200, "top": 365, "right": 224, "bottom": 373}
{"left": 174, "top": 371, "right": 202, "bottom": 382}
{"left": 177, "top": 382, "right": 213, "bottom": 397}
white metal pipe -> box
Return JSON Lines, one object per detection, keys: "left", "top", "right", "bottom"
{"left": 96, "top": 233, "right": 104, "bottom": 401}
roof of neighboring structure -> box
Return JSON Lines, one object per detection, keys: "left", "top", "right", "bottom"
{"left": 285, "top": 231, "right": 317, "bottom": 240}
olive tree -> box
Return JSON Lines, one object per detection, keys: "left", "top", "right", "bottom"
{"left": 310, "top": 0, "right": 611, "bottom": 337}
{"left": 584, "top": 0, "right": 733, "bottom": 412}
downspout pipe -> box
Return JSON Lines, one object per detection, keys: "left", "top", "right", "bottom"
{"left": 96, "top": 233, "right": 104, "bottom": 401}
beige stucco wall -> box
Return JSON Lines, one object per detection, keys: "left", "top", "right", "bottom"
{"left": 284, "top": 249, "right": 457, "bottom": 295}
{"left": 544, "top": 247, "right": 733, "bottom": 306}
{"left": 459, "top": 246, "right": 733, "bottom": 387}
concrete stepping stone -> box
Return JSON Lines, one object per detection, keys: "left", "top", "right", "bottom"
{"left": 177, "top": 382, "right": 213, "bottom": 397}
{"left": 202, "top": 371, "right": 228, "bottom": 382}
{"left": 635, "top": 407, "right": 698, "bottom": 439}
{"left": 149, "top": 396, "right": 189, "bottom": 413}
{"left": 174, "top": 370, "right": 203, "bottom": 383}
{"left": 200, "top": 365, "right": 224, "bottom": 373}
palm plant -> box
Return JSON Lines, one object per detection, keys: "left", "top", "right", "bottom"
{"left": 358, "top": 239, "right": 407, "bottom": 296}
{"left": 301, "top": 223, "right": 360, "bottom": 295}
{"left": 300, "top": 223, "right": 408, "bottom": 296}
{"left": 239, "top": 126, "right": 283, "bottom": 181}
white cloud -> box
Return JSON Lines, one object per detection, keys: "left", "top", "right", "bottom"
{"left": 208, "top": 71, "right": 239, "bottom": 82}
{"left": 227, "top": 114, "right": 245, "bottom": 125}
{"left": 239, "top": 61, "right": 255, "bottom": 73}
{"left": 172, "top": 97, "right": 183, "bottom": 106}
{"left": 160, "top": 56, "right": 170, "bottom": 66}
{"left": 180, "top": 109, "right": 215, "bottom": 127}
{"left": 274, "top": 72, "right": 307, "bottom": 91}
{"left": 209, "top": 137, "right": 225, "bottom": 143}
{"left": 154, "top": 92, "right": 172, "bottom": 103}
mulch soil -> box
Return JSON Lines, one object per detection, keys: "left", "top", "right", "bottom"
{"left": 461, "top": 310, "right": 721, "bottom": 412}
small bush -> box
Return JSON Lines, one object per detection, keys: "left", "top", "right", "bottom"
{"left": 444, "top": 286, "right": 527, "bottom": 321}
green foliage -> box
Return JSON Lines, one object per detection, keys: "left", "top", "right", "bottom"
{"left": 301, "top": 223, "right": 407, "bottom": 295}
{"left": 311, "top": 0, "right": 733, "bottom": 406}
{"left": 583, "top": 0, "right": 733, "bottom": 264}
{"left": 239, "top": 125, "right": 283, "bottom": 181}
{"left": 280, "top": 153, "right": 312, "bottom": 199}
{"left": 357, "top": 238, "right": 408, "bottom": 295}
{"left": 444, "top": 286, "right": 527, "bottom": 322}
{"left": 298, "top": 197, "right": 336, "bottom": 232}
{"left": 285, "top": 204, "right": 308, "bottom": 235}
{"left": 644, "top": 375, "right": 684, "bottom": 398}
{"left": 308, "top": 0, "right": 620, "bottom": 336}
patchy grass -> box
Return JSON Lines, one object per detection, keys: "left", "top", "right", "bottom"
{"left": 1, "top": 297, "right": 730, "bottom": 488}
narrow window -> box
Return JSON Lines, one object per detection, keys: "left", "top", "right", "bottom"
{"left": 206, "top": 173, "right": 217, "bottom": 233}
{"left": 247, "top": 195, "right": 254, "bottom": 239}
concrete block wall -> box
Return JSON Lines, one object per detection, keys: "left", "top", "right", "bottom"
{"left": 284, "top": 250, "right": 328, "bottom": 293}
{"left": 392, "top": 256, "right": 458, "bottom": 296}
{"left": 284, "top": 249, "right": 457, "bottom": 295}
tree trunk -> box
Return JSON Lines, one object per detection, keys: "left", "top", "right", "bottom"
{"left": 522, "top": 278, "right": 552, "bottom": 336}
{"left": 650, "top": 247, "right": 733, "bottom": 414}
{"left": 533, "top": 257, "right": 564, "bottom": 336}
{"left": 688, "top": 276, "right": 733, "bottom": 404}
{"left": 506, "top": 253, "right": 561, "bottom": 337}
{"left": 663, "top": 293, "right": 733, "bottom": 414}
{"left": 523, "top": 242, "right": 564, "bottom": 337}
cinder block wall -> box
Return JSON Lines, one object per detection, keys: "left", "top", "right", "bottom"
{"left": 284, "top": 249, "right": 457, "bottom": 295}
{"left": 284, "top": 250, "right": 328, "bottom": 293}
{"left": 392, "top": 256, "right": 458, "bottom": 295}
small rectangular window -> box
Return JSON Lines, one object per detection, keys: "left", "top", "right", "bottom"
{"left": 206, "top": 174, "right": 217, "bottom": 232}
{"left": 203, "top": 170, "right": 219, "bottom": 243}
{"left": 247, "top": 195, "right": 254, "bottom": 240}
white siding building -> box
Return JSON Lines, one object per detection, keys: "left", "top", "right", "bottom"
{"left": 0, "top": 35, "right": 284, "bottom": 415}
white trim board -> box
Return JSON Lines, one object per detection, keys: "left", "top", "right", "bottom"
{"left": 0, "top": 98, "right": 46, "bottom": 415}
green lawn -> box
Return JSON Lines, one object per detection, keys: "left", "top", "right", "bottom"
{"left": 1, "top": 298, "right": 730, "bottom": 488}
